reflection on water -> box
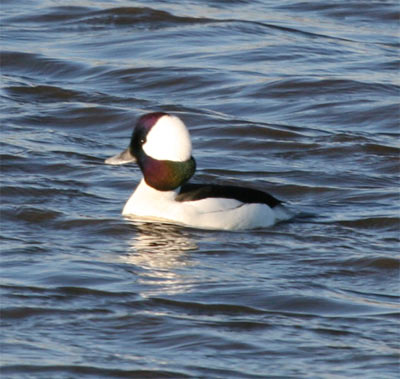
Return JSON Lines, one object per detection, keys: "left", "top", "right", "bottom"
{"left": 119, "top": 220, "right": 199, "bottom": 297}
{"left": 121, "top": 219, "right": 198, "bottom": 271}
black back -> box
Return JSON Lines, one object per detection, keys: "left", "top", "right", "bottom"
{"left": 176, "top": 183, "right": 281, "bottom": 208}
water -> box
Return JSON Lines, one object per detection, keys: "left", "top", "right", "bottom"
{"left": 1, "top": 1, "right": 399, "bottom": 377}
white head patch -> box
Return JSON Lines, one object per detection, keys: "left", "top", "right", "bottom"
{"left": 142, "top": 115, "right": 192, "bottom": 161}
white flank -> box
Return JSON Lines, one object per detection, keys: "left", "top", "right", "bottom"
{"left": 122, "top": 180, "right": 293, "bottom": 231}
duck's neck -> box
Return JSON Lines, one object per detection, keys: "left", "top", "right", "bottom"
{"left": 139, "top": 154, "right": 196, "bottom": 191}
{"left": 135, "top": 178, "right": 179, "bottom": 199}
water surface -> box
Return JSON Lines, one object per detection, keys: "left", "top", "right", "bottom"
{"left": 1, "top": 1, "right": 399, "bottom": 378}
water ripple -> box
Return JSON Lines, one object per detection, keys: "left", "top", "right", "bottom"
{"left": 1, "top": 1, "right": 399, "bottom": 378}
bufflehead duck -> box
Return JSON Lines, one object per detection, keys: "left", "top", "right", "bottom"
{"left": 105, "top": 112, "right": 292, "bottom": 230}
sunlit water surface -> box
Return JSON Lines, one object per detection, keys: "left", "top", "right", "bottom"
{"left": 1, "top": 1, "right": 399, "bottom": 378}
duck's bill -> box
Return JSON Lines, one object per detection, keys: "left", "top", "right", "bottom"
{"left": 105, "top": 148, "right": 136, "bottom": 165}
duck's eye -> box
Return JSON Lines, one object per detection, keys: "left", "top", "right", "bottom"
{"left": 140, "top": 138, "right": 145, "bottom": 144}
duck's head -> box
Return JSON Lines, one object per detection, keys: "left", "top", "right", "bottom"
{"left": 106, "top": 112, "right": 196, "bottom": 191}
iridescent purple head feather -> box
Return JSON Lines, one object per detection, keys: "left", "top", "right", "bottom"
{"left": 128, "top": 112, "right": 196, "bottom": 190}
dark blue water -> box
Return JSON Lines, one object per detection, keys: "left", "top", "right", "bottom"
{"left": 1, "top": 1, "right": 399, "bottom": 378}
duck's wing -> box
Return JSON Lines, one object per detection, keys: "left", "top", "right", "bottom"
{"left": 176, "top": 183, "right": 282, "bottom": 208}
